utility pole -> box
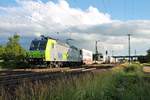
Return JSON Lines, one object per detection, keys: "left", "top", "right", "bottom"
{"left": 95, "top": 40, "right": 100, "bottom": 62}
{"left": 112, "top": 50, "right": 114, "bottom": 56}
{"left": 135, "top": 49, "right": 136, "bottom": 56}
{"left": 95, "top": 40, "right": 100, "bottom": 54}
{"left": 95, "top": 41, "right": 98, "bottom": 54}
{"left": 128, "top": 34, "right": 131, "bottom": 64}
{"left": 134, "top": 49, "right": 137, "bottom": 61}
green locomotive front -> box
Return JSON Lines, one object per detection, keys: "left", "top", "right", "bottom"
{"left": 27, "top": 36, "right": 82, "bottom": 67}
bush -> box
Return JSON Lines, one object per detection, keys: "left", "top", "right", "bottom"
{"left": 3, "top": 34, "right": 26, "bottom": 61}
{"left": 123, "top": 64, "right": 139, "bottom": 72}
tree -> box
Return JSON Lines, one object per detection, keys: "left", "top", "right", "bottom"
{"left": 3, "top": 34, "right": 26, "bottom": 61}
{"left": 146, "top": 49, "right": 150, "bottom": 62}
{"left": 0, "top": 45, "right": 4, "bottom": 58}
{"left": 147, "top": 49, "right": 150, "bottom": 56}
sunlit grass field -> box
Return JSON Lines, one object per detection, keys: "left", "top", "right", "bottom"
{"left": 1, "top": 63, "right": 150, "bottom": 100}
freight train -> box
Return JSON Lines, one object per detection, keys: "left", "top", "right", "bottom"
{"left": 27, "top": 35, "right": 93, "bottom": 67}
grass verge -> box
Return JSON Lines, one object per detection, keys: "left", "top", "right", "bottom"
{"left": 1, "top": 63, "right": 150, "bottom": 100}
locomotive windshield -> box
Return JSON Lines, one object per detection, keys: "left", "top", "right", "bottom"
{"left": 30, "top": 40, "right": 47, "bottom": 50}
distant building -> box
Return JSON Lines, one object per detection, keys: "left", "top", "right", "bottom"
{"left": 93, "top": 53, "right": 103, "bottom": 63}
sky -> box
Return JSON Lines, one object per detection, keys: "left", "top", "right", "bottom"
{"left": 0, "top": 0, "right": 150, "bottom": 56}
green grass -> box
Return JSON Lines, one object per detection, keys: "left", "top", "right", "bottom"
{"left": 1, "top": 63, "right": 150, "bottom": 100}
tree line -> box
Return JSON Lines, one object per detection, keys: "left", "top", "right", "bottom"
{"left": 138, "top": 49, "right": 150, "bottom": 63}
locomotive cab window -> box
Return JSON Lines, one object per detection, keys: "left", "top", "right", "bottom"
{"left": 30, "top": 40, "right": 39, "bottom": 50}
{"left": 39, "top": 40, "right": 47, "bottom": 50}
{"left": 30, "top": 40, "right": 47, "bottom": 50}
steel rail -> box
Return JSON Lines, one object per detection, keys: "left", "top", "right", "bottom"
{"left": 0, "top": 68, "right": 96, "bottom": 86}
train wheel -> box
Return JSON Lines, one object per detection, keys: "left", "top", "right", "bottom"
{"left": 59, "top": 62, "right": 63, "bottom": 67}
{"left": 47, "top": 62, "right": 52, "bottom": 68}
{"left": 53, "top": 62, "right": 59, "bottom": 68}
{"left": 57, "top": 62, "right": 62, "bottom": 68}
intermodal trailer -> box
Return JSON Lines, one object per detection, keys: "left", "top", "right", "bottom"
{"left": 81, "top": 49, "right": 93, "bottom": 65}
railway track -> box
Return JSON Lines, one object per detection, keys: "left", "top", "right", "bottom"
{"left": 0, "top": 64, "right": 116, "bottom": 87}
{"left": 0, "top": 68, "right": 96, "bottom": 87}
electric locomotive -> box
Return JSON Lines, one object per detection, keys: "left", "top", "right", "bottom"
{"left": 27, "top": 35, "right": 82, "bottom": 67}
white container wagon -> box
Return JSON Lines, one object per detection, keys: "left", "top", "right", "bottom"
{"left": 81, "top": 49, "right": 93, "bottom": 65}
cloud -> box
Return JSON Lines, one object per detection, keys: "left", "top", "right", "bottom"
{"left": 0, "top": 0, "right": 150, "bottom": 55}
{"left": 0, "top": 0, "right": 112, "bottom": 35}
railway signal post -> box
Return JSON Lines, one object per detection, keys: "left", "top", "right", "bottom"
{"left": 128, "top": 34, "right": 131, "bottom": 64}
